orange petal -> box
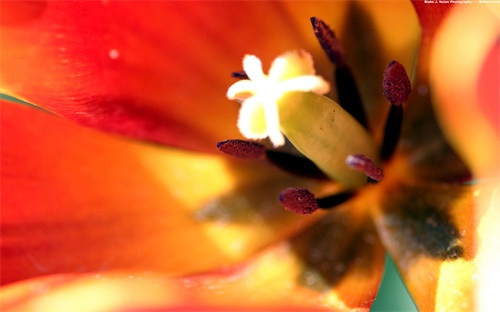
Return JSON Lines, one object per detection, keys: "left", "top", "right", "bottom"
{"left": 430, "top": 3, "right": 500, "bottom": 178}
{"left": 429, "top": 5, "right": 500, "bottom": 310}
{"left": 0, "top": 1, "right": 352, "bottom": 152}
{"left": 0, "top": 205, "right": 384, "bottom": 311}
{"left": 372, "top": 174, "right": 479, "bottom": 311}
{"left": 1, "top": 101, "right": 330, "bottom": 285}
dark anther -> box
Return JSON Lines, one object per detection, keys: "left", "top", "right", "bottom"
{"left": 217, "top": 139, "right": 266, "bottom": 159}
{"left": 279, "top": 188, "right": 319, "bottom": 215}
{"left": 310, "top": 17, "right": 368, "bottom": 129}
{"left": 380, "top": 61, "right": 411, "bottom": 160}
{"left": 231, "top": 71, "right": 249, "bottom": 79}
{"left": 345, "top": 154, "right": 384, "bottom": 182}
{"left": 316, "top": 191, "right": 355, "bottom": 209}
{"left": 217, "top": 140, "right": 329, "bottom": 180}
{"left": 310, "top": 17, "right": 346, "bottom": 66}
{"left": 383, "top": 61, "right": 412, "bottom": 106}
{"left": 266, "top": 150, "right": 329, "bottom": 180}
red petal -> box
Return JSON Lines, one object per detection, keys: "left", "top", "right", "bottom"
{"left": 1, "top": 101, "right": 327, "bottom": 285}
{"left": 1, "top": 206, "right": 385, "bottom": 311}
{"left": 411, "top": 1, "right": 454, "bottom": 38}
{"left": 0, "top": 1, "right": 350, "bottom": 152}
{"left": 477, "top": 40, "right": 499, "bottom": 136}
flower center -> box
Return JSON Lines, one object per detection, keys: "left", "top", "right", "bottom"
{"left": 220, "top": 16, "right": 412, "bottom": 215}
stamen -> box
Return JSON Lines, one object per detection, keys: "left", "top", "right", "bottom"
{"left": 231, "top": 71, "right": 249, "bottom": 79}
{"left": 217, "top": 139, "right": 266, "bottom": 159}
{"left": 380, "top": 61, "right": 411, "bottom": 160}
{"left": 310, "top": 17, "right": 346, "bottom": 66}
{"left": 310, "top": 16, "right": 368, "bottom": 129}
{"left": 316, "top": 191, "right": 355, "bottom": 209}
{"left": 217, "top": 140, "right": 329, "bottom": 179}
{"left": 383, "top": 61, "right": 412, "bottom": 106}
{"left": 279, "top": 187, "right": 319, "bottom": 215}
{"left": 345, "top": 154, "right": 384, "bottom": 182}
{"left": 266, "top": 150, "right": 329, "bottom": 180}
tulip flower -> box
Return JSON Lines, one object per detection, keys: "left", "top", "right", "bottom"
{"left": 0, "top": 1, "right": 497, "bottom": 311}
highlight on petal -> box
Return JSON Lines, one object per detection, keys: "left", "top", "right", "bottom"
{"left": 0, "top": 205, "right": 384, "bottom": 311}
{"left": 1, "top": 101, "right": 327, "bottom": 285}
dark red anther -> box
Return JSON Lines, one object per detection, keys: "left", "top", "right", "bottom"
{"left": 345, "top": 154, "right": 384, "bottom": 182}
{"left": 310, "top": 17, "right": 346, "bottom": 66}
{"left": 310, "top": 16, "right": 368, "bottom": 129}
{"left": 383, "top": 61, "right": 412, "bottom": 106}
{"left": 217, "top": 139, "right": 266, "bottom": 159}
{"left": 279, "top": 188, "right": 319, "bottom": 216}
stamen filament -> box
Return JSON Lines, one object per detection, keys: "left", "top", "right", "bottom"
{"left": 380, "top": 105, "right": 403, "bottom": 161}
{"left": 316, "top": 191, "right": 355, "bottom": 209}
{"left": 266, "top": 150, "right": 329, "bottom": 180}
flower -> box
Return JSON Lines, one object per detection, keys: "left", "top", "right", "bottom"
{"left": 227, "top": 51, "right": 329, "bottom": 147}
{"left": 0, "top": 1, "right": 498, "bottom": 311}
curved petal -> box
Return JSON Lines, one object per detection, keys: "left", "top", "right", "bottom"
{"left": 0, "top": 205, "right": 385, "bottom": 311}
{"left": 430, "top": 3, "right": 500, "bottom": 178}
{"left": 1, "top": 101, "right": 329, "bottom": 285}
{"left": 429, "top": 5, "right": 500, "bottom": 311}
{"left": 0, "top": 1, "right": 354, "bottom": 153}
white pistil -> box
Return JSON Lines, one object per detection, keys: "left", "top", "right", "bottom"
{"left": 226, "top": 50, "right": 330, "bottom": 147}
